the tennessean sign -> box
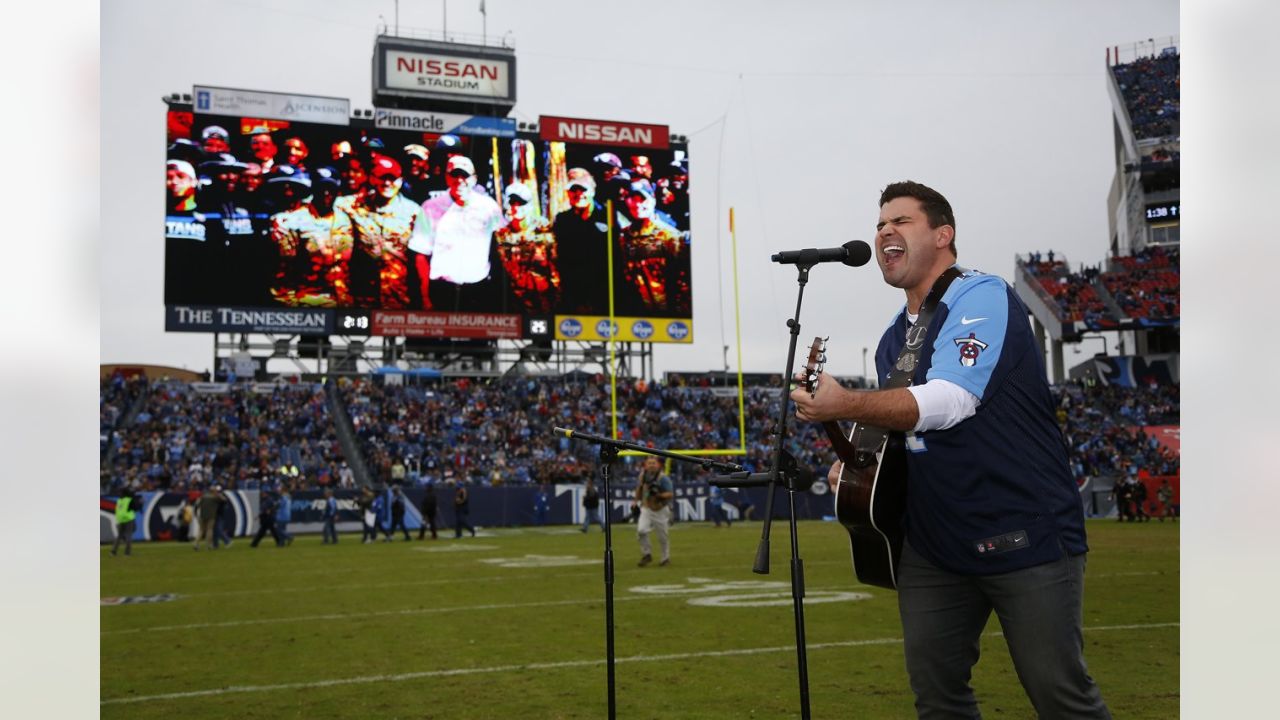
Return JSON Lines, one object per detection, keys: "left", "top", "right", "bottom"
{"left": 166, "top": 305, "right": 333, "bottom": 335}
{"left": 539, "top": 115, "right": 670, "bottom": 149}
{"left": 378, "top": 44, "right": 514, "bottom": 103}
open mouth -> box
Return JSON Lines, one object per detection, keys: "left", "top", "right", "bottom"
{"left": 882, "top": 244, "right": 905, "bottom": 263}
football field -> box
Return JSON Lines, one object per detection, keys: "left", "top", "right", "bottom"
{"left": 100, "top": 518, "right": 1179, "bottom": 718}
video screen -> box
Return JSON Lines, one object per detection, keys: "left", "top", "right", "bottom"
{"left": 164, "top": 109, "right": 691, "bottom": 325}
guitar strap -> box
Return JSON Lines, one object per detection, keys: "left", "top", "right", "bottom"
{"left": 853, "top": 265, "right": 966, "bottom": 456}
{"left": 884, "top": 265, "right": 967, "bottom": 387}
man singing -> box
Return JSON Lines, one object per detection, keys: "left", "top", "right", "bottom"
{"left": 790, "top": 181, "right": 1109, "bottom": 719}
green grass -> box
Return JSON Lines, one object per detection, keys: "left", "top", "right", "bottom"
{"left": 100, "top": 519, "right": 1179, "bottom": 718}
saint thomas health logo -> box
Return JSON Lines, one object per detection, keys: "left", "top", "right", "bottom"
{"left": 666, "top": 321, "right": 690, "bottom": 341}
{"left": 559, "top": 318, "right": 583, "bottom": 338}
{"left": 196, "top": 90, "right": 211, "bottom": 110}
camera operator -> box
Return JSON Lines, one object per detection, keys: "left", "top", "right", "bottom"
{"left": 634, "top": 457, "right": 674, "bottom": 567}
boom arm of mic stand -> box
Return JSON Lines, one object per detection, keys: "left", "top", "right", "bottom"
{"left": 553, "top": 426, "right": 746, "bottom": 473}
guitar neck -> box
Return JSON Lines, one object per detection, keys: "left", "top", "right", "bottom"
{"left": 822, "top": 421, "right": 858, "bottom": 465}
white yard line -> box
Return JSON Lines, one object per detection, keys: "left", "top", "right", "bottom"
{"left": 100, "top": 622, "right": 1179, "bottom": 706}
{"left": 101, "top": 595, "right": 648, "bottom": 635}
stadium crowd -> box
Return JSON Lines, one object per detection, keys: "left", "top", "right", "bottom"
{"left": 99, "top": 379, "right": 351, "bottom": 495}
{"left": 101, "top": 369, "right": 1178, "bottom": 496}
{"left": 1057, "top": 380, "right": 1180, "bottom": 480}
{"left": 1111, "top": 50, "right": 1180, "bottom": 139}
{"left": 338, "top": 374, "right": 830, "bottom": 488}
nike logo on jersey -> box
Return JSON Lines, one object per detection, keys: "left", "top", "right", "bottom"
{"left": 960, "top": 316, "right": 988, "bottom": 325}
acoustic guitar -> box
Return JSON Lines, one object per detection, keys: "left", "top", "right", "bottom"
{"left": 801, "top": 337, "right": 906, "bottom": 590}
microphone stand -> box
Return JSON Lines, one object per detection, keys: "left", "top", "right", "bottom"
{"left": 718, "top": 258, "right": 820, "bottom": 720}
{"left": 553, "top": 426, "right": 744, "bottom": 720}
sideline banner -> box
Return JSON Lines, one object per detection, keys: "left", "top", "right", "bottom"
{"left": 100, "top": 490, "right": 256, "bottom": 544}
{"left": 101, "top": 484, "right": 833, "bottom": 542}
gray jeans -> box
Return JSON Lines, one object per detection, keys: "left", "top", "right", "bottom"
{"left": 896, "top": 540, "right": 1110, "bottom": 719}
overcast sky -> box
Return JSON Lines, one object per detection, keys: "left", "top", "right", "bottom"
{"left": 101, "top": 0, "right": 1178, "bottom": 378}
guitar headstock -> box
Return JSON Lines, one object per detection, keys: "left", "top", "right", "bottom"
{"left": 802, "top": 336, "right": 828, "bottom": 397}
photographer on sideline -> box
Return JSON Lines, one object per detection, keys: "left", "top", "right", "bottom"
{"left": 635, "top": 457, "right": 674, "bottom": 567}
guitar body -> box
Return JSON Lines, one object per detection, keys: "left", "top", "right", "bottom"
{"left": 832, "top": 430, "right": 907, "bottom": 590}
{"left": 801, "top": 337, "right": 907, "bottom": 591}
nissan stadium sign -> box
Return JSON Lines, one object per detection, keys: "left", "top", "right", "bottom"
{"left": 373, "top": 37, "right": 516, "bottom": 108}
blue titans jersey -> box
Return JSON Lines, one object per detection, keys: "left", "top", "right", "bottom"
{"left": 875, "top": 268, "right": 1087, "bottom": 575}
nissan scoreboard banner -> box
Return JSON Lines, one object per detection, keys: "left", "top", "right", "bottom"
{"left": 374, "top": 107, "right": 516, "bottom": 138}
{"left": 167, "top": 306, "right": 333, "bottom": 335}
{"left": 539, "top": 115, "right": 670, "bottom": 149}
{"left": 193, "top": 85, "right": 350, "bottom": 126}
{"left": 555, "top": 315, "right": 692, "bottom": 343}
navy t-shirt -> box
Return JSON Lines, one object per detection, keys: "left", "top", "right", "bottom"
{"left": 875, "top": 268, "right": 1088, "bottom": 575}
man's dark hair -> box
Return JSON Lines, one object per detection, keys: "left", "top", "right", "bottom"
{"left": 879, "top": 181, "right": 957, "bottom": 255}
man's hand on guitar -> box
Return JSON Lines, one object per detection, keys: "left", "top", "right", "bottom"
{"left": 790, "top": 370, "right": 851, "bottom": 423}
{"left": 828, "top": 461, "right": 843, "bottom": 488}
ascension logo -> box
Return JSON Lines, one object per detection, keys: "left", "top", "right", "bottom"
{"left": 666, "top": 321, "right": 690, "bottom": 340}
{"left": 559, "top": 318, "right": 583, "bottom": 338}
{"left": 631, "top": 320, "right": 655, "bottom": 340}
{"left": 280, "top": 98, "right": 347, "bottom": 117}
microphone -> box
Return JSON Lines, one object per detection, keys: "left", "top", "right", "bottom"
{"left": 553, "top": 426, "right": 614, "bottom": 444}
{"left": 771, "top": 240, "right": 872, "bottom": 267}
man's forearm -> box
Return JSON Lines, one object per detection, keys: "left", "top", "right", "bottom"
{"left": 796, "top": 383, "right": 920, "bottom": 431}
{"left": 840, "top": 387, "right": 920, "bottom": 431}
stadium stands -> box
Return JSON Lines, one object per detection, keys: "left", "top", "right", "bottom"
{"left": 1057, "top": 380, "right": 1179, "bottom": 479}
{"left": 100, "top": 379, "right": 344, "bottom": 494}
{"left": 1102, "top": 245, "right": 1180, "bottom": 321}
{"left": 1024, "top": 253, "right": 1115, "bottom": 326}
{"left": 1111, "top": 50, "right": 1180, "bottom": 139}
{"left": 100, "top": 370, "right": 1178, "bottom": 495}
{"left": 1023, "top": 245, "right": 1179, "bottom": 328}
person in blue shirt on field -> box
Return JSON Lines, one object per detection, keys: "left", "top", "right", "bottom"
{"left": 371, "top": 489, "right": 389, "bottom": 541}
{"left": 533, "top": 482, "right": 551, "bottom": 526}
{"left": 707, "top": 484, "right": 731, "bottom": 528}
{"left": 321, "top": 488, "right": 339, "bottom": 544}
{"left": 275, "top": 485, "right": 294, "bottom": 547}
{"left": 791, "top": 181, "right": 1109, "bottom": 718}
